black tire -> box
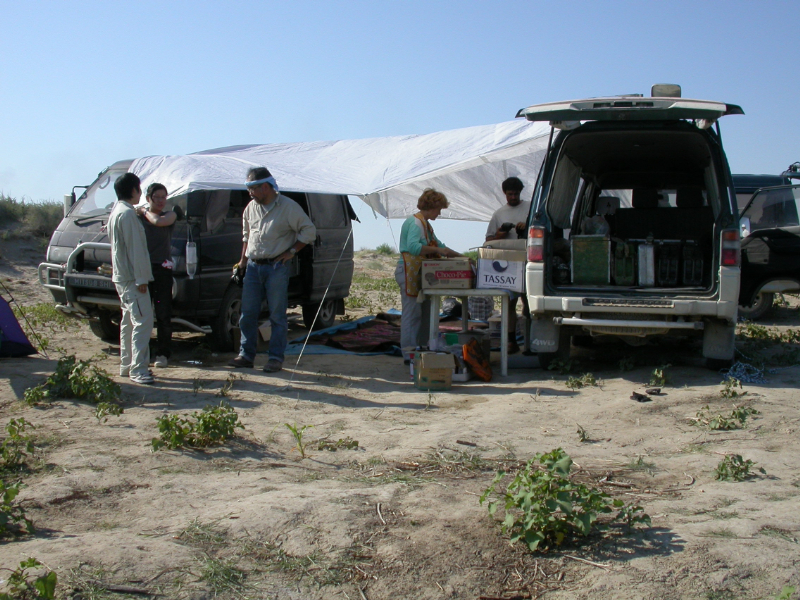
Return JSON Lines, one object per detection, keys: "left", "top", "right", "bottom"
{"left": 706, "top": 357, "right": 734, "bottom": 371}
{"left": 738, "top": 291, "right": 774, "bottom": 321}
{"left": 211, "top": 286, "right": 242, "bottom": 352}
{"left": 88, "top": 311, "right": 120, "bottom": 343}
{"left": 302, "top": 299, "right": 336, "bottom": 330}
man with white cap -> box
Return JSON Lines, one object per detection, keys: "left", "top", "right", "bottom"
{"left": 228, "top": 167, "right": 316, "bottom": 372}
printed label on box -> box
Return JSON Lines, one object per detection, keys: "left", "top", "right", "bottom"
{"left": 476, "top": 248, "right": 526, "bottom": 293}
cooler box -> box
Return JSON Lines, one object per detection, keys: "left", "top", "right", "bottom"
{"left": 571, "top": 235, "right": 610, "bottom": 285}
{"left": 421, "top": 259, "right": 474, "bottom": 290}
{"left": 476, "top": 247, "right": 526, "bottom": 293}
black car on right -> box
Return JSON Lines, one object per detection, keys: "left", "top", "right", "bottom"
{"left": 736, "top": 164, "right": 800, "bottom": 319}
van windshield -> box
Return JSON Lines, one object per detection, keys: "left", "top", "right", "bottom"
{"left": 70, "top": 166, "right": 130, "bottom": 217}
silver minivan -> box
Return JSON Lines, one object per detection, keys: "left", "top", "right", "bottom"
{"left": 520, "top": 85, "right": 743, "bottom": 368}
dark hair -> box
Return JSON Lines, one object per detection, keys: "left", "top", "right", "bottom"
{"left": 114, "top": 173, "right": 141, "bottom": 200}
{"left": 146, "top": 182, "right": 168, "bottom": 198}
{"left": 501, "top": 176, "right": 524, "bottom": 193}
{"left": 247, "top": 166, "right": 272, "bottom": 181}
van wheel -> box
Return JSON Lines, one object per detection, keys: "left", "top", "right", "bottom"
{"left": 211, "top": 286, "right": 242, "bottom": 352}
{"left": 89, "top": 311, "right": 120, "bottom": 343}
{"left": 738, "top": 291, "right": 774, "bottom": 321}
{"left": 302, "top": 300, "right": 336, "bottom": 330}
{"left": 706, "top": 357, "right": 734, "bottom": 371}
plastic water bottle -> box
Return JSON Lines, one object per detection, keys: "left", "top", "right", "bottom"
{"left": 186, "top": 242, "right": 197, "bottom": 279}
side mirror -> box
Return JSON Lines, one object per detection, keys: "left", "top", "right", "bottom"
{"left": 740, "top": 216, "right": 751, "bottom": 239}
{"left": 63, "top": 193, "right": 74, "bottom": 217}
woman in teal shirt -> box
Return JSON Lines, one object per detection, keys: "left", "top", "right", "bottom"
{"left": 394, "top": 189, "right": 463, "bottom": 360}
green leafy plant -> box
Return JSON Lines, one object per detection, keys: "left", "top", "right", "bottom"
{"left": 618, "top": 356, "right": 636, "bottom": 371}
{"left": 649, "top": 364, "right": 671, "bottom": 387}
{"left": 152, "top": 402, "right": 244, "bottom": 450}
{"left": 0, "top": 481, "right": 34, "bottom": 536}
{"left": 547, "top": 359, "right": 578, "bottom": 375}
{"left": 317, "top": 437, "right": 359, "bottom": 452}
{"left": 480, "top": 448, "right": 650, "bottom": 552}
{"left": 775, "top": 585, "right": 796, "bottom": 600}
{"left": 566, "top": 373, "right": 597, "bottom": 390}
{"left": 576, "top": 425, "right": 589, "bottom": 443}
{"left": 0, "top": 558, "right": 57, "bottom": 599}
{"left": 0, "top": 418, "right": 35, "bottom": 471}
{"left": 22, "top": 355, "right": 122, "bottom": 416}
{"left": 285, "top": 423, "right": 313, "bottom": 459}
{"left": 693, "top": 404, "right": 759, "bottom": 430}
{"left": 720, "top": 376, "right": 745, "bottom": 399}
{"left": 94, "top": 402, "right": 123, "bottom": 423}
{"left": 715, "top": 454, "right": 765, "bottom": 482}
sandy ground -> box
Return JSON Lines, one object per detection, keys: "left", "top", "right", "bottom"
{"left": 0, "top": 242, "right": 798, "bottom": 600}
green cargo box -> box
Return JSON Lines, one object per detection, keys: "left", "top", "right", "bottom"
{"left": 571, "top": 235, "right": 610, "bottom": 285}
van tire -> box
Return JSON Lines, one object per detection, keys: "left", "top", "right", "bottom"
{"left": 89, "top": 311, "right": 120, "bottom": 343}
{"left": 738, "top": 291, "right": 774, "bottom": 321}
{"left": 302, "top": 300, "right": 336, "bottom": 330}
{"left": 211, "top": 286, "right": 242, "bottom": 352}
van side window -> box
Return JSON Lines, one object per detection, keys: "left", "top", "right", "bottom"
{"left": 205, "top": 190, "right": 231, "bottom": 233}
{"left": 282, "top": 192, "right": 310, "bottom": 216}
{"left": 228, "top": 191, "right": 249, "bottom": 218}
{"left": 308, "top": 194, "right": 347, "bottom": 228}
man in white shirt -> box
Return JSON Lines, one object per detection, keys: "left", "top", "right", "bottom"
{"left": 228, "top": 167, "right": 316, "bottom": 373}
{"left": 108, "top": 173, "right": 154, "bottom": 384}
{"left": 485, "top": 177, "right": 530, "bottom": 354}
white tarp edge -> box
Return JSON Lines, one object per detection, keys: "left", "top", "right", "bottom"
{"left": 131, "top": 120, "right": 551, "bottom": 222}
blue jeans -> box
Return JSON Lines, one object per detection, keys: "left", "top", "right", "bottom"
{"left": 238, "top": 260, "right": 290, "bottom": 363}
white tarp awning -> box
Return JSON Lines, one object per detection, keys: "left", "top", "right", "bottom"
{"left": 131, "top": 120, "right": 551, "bottom": 222}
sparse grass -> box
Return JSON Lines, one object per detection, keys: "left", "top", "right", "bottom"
{"left": 375, "top": 243, "right": 396, "bottom": 255}
{"left": 0, "top": 195, "right": 63, "bottom": 238}
{"left": 179, "top": 518, "right": 228, "bottom": 548}
{"left": 197, "top": 555, "right": 246, "bottom": 595}
{"left": 628, "top": 455, "right": 657, "bottom": 475}
{"left": 703, "top": 528, "right": 737, "bottom": 538}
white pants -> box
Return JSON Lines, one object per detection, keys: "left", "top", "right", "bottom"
{"left": 115, "top": 281, "right": 154, "bottom": 377}
{"left": 394, "top": 262, "right": 431, "bottom": 357}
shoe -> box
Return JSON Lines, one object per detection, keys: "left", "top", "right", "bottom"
{"left": 228, "top": 355, "right": 254, "bottom": 368}
{"left": 120, "top": 367, "right": 130, "bottom": 378}
{"left": 262, "top": 359, "right": 283, "bottom": 373}
{"left": 154, "top": 355, "right": 168, "bottom": 368}
{"left": 507, "top": 341, "right": 520, "bottom": 355}
{"left": 130, "top": 373, "right": 155, "bottom": 385}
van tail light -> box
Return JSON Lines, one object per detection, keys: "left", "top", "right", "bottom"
{"left": 721, "top": 229, "right": 740, "bottom": 267}
{"left": 527, "top": 226, "right": 545, "bottom": 262}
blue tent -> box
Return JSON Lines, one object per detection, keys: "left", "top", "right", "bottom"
{"left": 0, "top": 296, "right": 36, "bottom": 357}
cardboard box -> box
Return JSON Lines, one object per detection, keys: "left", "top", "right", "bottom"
{"left": 476, "top": 248, "right": 526, "bottom": 293}
{"left": 421, "top": 259, "right": 474, "bottom": 290}
{"left": 414, "top": 352, "right": 456, "bottom": 391}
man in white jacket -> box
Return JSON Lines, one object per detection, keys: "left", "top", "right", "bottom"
{"left": 108, "top": 173, "right": 154, "bottom": 384}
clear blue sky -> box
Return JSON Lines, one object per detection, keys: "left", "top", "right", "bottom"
{"left": 2, "top": 0, "right": 798, "bottom": 251}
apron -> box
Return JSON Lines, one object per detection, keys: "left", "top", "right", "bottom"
{"left": 401, "top": 213, "right": 439, "bottom": 297}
